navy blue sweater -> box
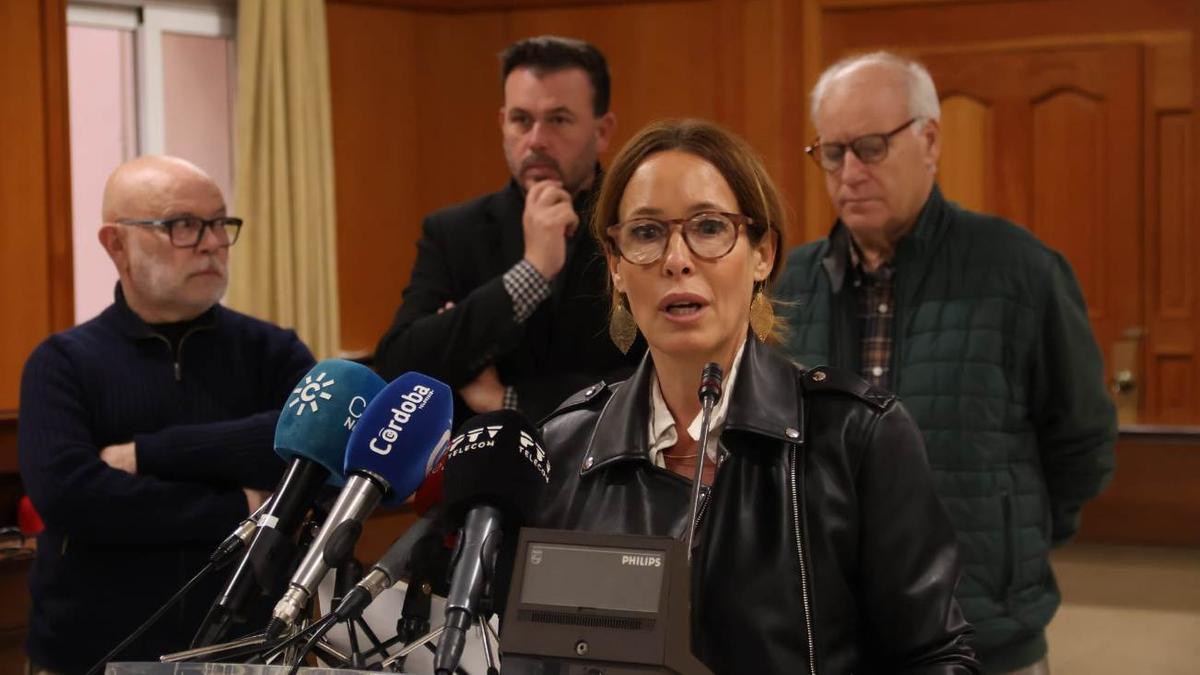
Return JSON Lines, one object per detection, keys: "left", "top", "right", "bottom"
{"left": 17, "top": 287, "right": 314, "bottom": 672}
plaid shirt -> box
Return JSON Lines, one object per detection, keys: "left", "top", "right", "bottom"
{"left": 849, "top": 244, "right": 896, "bottom": 391}
{"left": 499, "top": 259, "right": 553, "bottom": 409}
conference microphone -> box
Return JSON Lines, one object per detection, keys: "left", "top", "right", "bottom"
{"left": 686, "top": 362, "right": 723, "bottom": 559}
{"left": 332, "top": 458, "right": 449, "bottom": 622}
{"left": 434, "top": 410, "right": 551, "bottom": 675}
{"left": 330, "top": 515, "right": 437, "bottom": 621}
{"left": 208, "top": 495, "right": 274, "bottom": 568}
{"left": 267, "top": 371, "right": 453, "bottom": 639}
{"left": 192, "top": 359, "right": 385, "bottom": 648}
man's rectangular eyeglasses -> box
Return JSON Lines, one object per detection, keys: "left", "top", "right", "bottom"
{"left": 805, "top": 118, "right": 919, "bottom": 172}
{"left": 115, "top": 216, "right": 243, "bottom": 248}
{"left": 607, "top": 212, "right": 751, "bottom": 265}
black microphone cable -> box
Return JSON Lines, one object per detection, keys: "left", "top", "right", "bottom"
{"left": 286, "top": 613, "right": 339, "bottom": 675}
{"left": 257, "top": 615, "right": 331, "bottom": 665}
{"left": 84, "top": 560, "right": 217, "bottom": 675}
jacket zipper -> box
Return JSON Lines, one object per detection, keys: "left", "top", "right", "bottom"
{"left": 173, "top": 326, "right": 204, "bottom": 382}
{"left": 692, "top": 485, "right": 711, "bottom": 536}
{"left": 152, "top": 326, "right": 204, "bottom": 382}
{"left": 789, "top": 444, "right": 817, "bottom": 675}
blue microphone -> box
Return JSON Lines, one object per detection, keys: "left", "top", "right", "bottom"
{"left": 276, "top": 360, "right": 387, "bottom": 486}
{"left": 192, "top": 359, "right": 385, "bottom": 648}
{"left": 267, "top": 371, "right": 453, "bottom": 637}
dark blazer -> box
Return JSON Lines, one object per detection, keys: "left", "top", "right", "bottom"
{"left": 375, "top": 179, "right": 644, "bottom": 427}
{"left": 536, "top": 336, "right": 978, "bottom": 674}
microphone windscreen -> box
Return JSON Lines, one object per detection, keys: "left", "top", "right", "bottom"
{"left": 275, "top": 359, "right": 386, "bottom": 485}
{"left": 344, "top": 371, "right": 453, "bottom": 506}
{"left": 442, "top": 409, "right": 550, "bottom": 526}
{"left": 413, "top": 452, "right": 446, "bottom": 517}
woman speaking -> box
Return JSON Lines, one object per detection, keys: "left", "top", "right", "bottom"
{"left": 535, "top": 119, "right": 978, "bottom": 674}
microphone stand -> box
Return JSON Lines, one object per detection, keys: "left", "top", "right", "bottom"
{"left": 377, "top": 618, "right": 489, "bottom": 675}
{"left": 685, "top": 363, "right": 724, "bottom": 560}
{"left": 477, "top": 615, "right": 501, "bottom": 675}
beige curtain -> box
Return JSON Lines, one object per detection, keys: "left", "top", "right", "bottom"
{"left": 226, "top": 0, "right": 340, "bottom": 358}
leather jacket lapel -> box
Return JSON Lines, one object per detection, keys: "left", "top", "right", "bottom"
{"left": 723, "top": 337, "right": 802, "bottom": 444}
{"left": 580, "top": 350, "right": 656, "bottom": 475}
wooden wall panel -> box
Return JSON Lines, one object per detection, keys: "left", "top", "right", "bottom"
{"left": 1157, "top": 114, "right": 1193, "bottom": 319}
{"left": 822, "top": 0, "right": 1193, "bottom": 53}
{"left": 1155, "top": 356, "right": 1193, "bottom": 422}
{"left": 1031, "top": 91, "right": 1105, "bottom": 316}
{"left": 937, "top": 95, "right": 991, "bottom": 214}
{"left": 328, "top": 5, "right": 509, "bottom": 354}
{"left": 0, "top": 1, "right": 72, "bottom": 414}
{"left": 1149, "top": 113, "right": 1196, "bottom": 424}
{"left": 0, "top": 1, "right": 71, "bottom": 483}
{"left": 1078, "top": 434, "right": 1200, "bottom": 546}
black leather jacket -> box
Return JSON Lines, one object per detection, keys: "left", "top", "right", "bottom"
{"left": 535, "top": 337, "right": 979, "bottom": 674}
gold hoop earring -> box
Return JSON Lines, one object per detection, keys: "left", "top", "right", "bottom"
{"left": 609, "top": 293, "right": 638, "bottom": 354}
{"left": 749, "top": 284, "right": 775, "bottom": 343}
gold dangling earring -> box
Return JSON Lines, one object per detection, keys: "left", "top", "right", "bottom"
{"left": 609, "top": 292, "right": 638, "bottom": 355}
{"left": 749, "top": 284, "right": 775, "bottom": 343}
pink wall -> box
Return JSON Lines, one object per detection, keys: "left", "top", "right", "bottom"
{"left": 67, "top": 25, "right": 134, "bottom": 324}
{"left": 68, "top": 27, "right": 236, "bottom": 324}
{"left": 162, "top": 32, "right": 235, "bottom": 205}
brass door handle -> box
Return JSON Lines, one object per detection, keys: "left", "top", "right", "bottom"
{"left": 1112, "top": 369, "right": 1136, "bottom": 394}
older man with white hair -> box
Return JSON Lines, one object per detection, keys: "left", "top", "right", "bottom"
{"left": 777, "top": 52, "right": 1117, "bottom": 674}
{"left": 18, "top": 156, "right": 314, "bottom": 673}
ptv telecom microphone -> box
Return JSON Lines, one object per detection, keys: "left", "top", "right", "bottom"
{"left": 193, "top": 359, "right": 385, "bottom": 648}
{"left": 434, "top": 409, "right": 551, "bottom": 675}
{"left": 267, "top": 371, "right": 453, "bottom": 639}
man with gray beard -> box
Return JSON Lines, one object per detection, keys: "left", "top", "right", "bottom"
{"left": 18, "top": 156, "right": 314, "bottom": 672}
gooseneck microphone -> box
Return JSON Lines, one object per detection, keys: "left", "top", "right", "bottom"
{"left": 329, "top": 516, "right": 437, "bottom": 622}
{"left": 686, "top": 362, "right": 723, "bottom": 560}
{"left": 433, "top": 410, "right": 551, "bottom": 675}
{"left": 192, "top": 359, "right": 385, "bottom": 648}
{"left": 332, "top": 463, "right": 448, "bottom": 622}
{"left": 266, "top": 371, "right": 453, "bottom": 639}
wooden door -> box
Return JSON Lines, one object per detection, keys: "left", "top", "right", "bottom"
{"left": 920, "top": 45, "right": 1144, "bottom": 422}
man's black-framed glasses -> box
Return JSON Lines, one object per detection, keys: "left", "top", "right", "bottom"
{"left": 607, "top": 212, "right": 751, "bottom": 265}
{"left": 805, "top": 118, "right": 919, "bottom": 172}
{"left": 116, "top": 216, "right": 243, "bottom": 248}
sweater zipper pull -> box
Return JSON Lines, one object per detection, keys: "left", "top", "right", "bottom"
{"left": 174, "top": 361, "right": 182, "bottom": 382}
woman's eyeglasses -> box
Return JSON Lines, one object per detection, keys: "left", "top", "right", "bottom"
{"left": 607, "top": 212, "right": 751, "bottom": 265}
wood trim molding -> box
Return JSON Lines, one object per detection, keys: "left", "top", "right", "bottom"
{"left": 40, "top": 0, "right": 74, "bottom": 333}
{"left": 325, "top": 0, "right": 689, "bottom": 11}
{"left": 819, "top": 0, "right": 1012, "bottom": 8}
